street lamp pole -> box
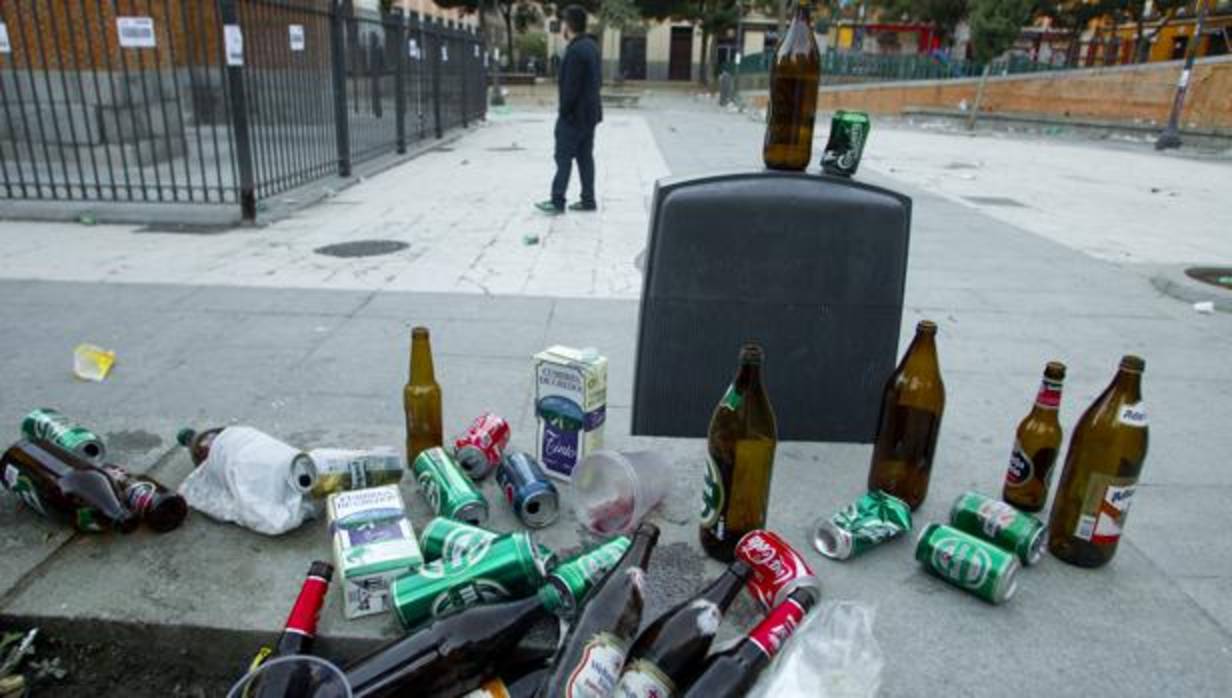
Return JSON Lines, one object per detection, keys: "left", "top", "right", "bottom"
{"left": 1156, "top": 0, "right": 1211, "bottom": 151}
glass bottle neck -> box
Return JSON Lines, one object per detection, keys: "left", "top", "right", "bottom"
{"left": 1111, "top": 368, "right": 1142, "bottom": 402}
{"left": 410, "top": 336, "right": 436, "bottom": 383}
{"left": 1033, "top": 375, "right": 1064, "bottom": 411}
{"left": 735, "top": 361, "right": 762, "bottom": 392}
{"left": 703, "top": 563, "right": 751, "bottom": 612}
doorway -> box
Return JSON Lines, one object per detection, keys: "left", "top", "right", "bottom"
{"left": 621, "top": 35, "right": 647, "bottom": 80}
{"left": 669, "top": 26, "right": 693, "bottom": 81}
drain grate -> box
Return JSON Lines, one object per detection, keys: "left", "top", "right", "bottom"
{"left": 314, "top": 239, "right": 409, "bottom": 258}
{"left": 1185, "top": 267, "right": 1232, "bottom": 291}
{"left": 963, "top": 196, "right": 1028, "bottom": 208}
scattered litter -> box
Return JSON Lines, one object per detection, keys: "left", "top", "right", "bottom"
{"left": 958, "top": 99, "right": 969, "bottom": 112}
{"left": 78, "top": 215, "right": 96, "bottom": 226}
{"left": 72, "top": 343, "right": 116, "bottom": 382}
{"left": 29, "top": 657, "right": 65, "bottom": 681}
{"left": 522, "top": 234, "right": 540, "bottom": 246}
{"left": 1150, "top": 187, "right": 1161, "bottom": 193}
{"left": 1193, "top": 301, "right": 1215, "bottom": 314}
{"left": 0, "top": 629, "right": 37, "bottom": 679}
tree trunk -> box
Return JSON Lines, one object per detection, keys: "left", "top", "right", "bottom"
{"left": 502, "top": 6, "right": 514, "bottom": 70}
{"left": 966, "top": 62, "right": 991, "bottom": 131}
{"left": 1134, "top": 17, "right": 1147, "bottom": 63}
{"left": 699, "top": 29, "right": 711, "bottom": 86}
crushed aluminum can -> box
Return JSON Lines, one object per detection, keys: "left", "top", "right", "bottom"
{"left": 813, "top": 490, "right": 913, "bottom": 560}
{"left": 734, "top": 529, "right": 821, "bottom": 611}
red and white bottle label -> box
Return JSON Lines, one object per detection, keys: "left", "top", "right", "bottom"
{"left": 565, "top": 632, "right": 628, "bottom": 698}
{"left": 1074, "top": 475, "right": 1137, "bottom": 544}
{"left": 1035, "top": 380, "right": 1063, "bottom": 409}
{"left": 748, "top": 598, "right": 807, "bottom": 658}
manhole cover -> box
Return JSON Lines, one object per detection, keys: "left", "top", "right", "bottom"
{"left": 314, "top": 239, "right": 409, "bottom": 258}
{"left": 1185, "top": 267, "right": 1232, "bottom": 291}
{"left": 963, "top": 196, "right": 1028, "bottom": 208}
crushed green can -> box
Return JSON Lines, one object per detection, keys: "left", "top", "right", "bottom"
{"left": 813, "top": 490, "right": 913, "bottom": 560}
{"left": 949, "top": 491, "right": 1048, "bottom": 565}
{"left": 916, "top": 523, "right": 1021, "bottom": 605}
{"left": 21, "top": 408, "right": 106, "bottom": 463}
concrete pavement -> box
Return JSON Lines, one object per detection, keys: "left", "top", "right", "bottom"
{"left": 1, "top": 94, "right": 1231, "bottom": 696}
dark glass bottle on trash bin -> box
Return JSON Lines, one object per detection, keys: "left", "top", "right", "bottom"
{"left": 405, "top": 326, "right": 444, "bottom": 466}
{"left": 1, "top": 440, "right": 138, "bottom": 533}
{"left": 178, "top": 426, "right": 224, "bottom": 466}
{"left": 680, "top": 589, "right": 815, "bottom": 698}
{"left": 1048, "top": 356, "right": 1148, "bottom": 568}
{"left": 867, "top": 321, "right": 945, "bottom": 511}
{"left": 614, "top": 560, "right": 752, "bottom": 697}
{"left": 701, "top": 345, "right": 778, "bottom": 562}
{"left": 762, "top": 1, "right": 821, "bottom": 171}
{"left": 1002, "top": 362, "right": 1067, "bottom": 512}
{"left": 248, "top": 561, "right": 335, "bottom": 698}
{"left": 537, "top": 523, "right": 660, "bottom": 698}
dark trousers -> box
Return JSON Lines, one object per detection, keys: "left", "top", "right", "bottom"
{"left": 551, "top": 119, "right": 596, "bottom": 208}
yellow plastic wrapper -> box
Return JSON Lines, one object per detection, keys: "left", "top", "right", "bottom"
{"left": 73, "top": 343, "right": 115, "bottom": 381}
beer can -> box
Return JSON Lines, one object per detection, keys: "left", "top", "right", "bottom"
{"left": 308, "top": 447, "right": 404, "bottom": 498}
{"left": 288, "top": 454, "right": 318, "bottom": 494}
{"left": 813, "top": 491, "right": 913, "bottom": 560}
{"left": 820, "top": 110, "right": 871, "bottom": 177}
{"left": 916, "top": 523, "right": 1020, "bottom": 605}
{"left": 545, "top": 536, "right": 631, "bottom": 616}
{"left": 392, "top": 530, "right": 549, "bottom": 629}
{"left": 420, "top": 517, "right": 556, "bottom": 568}
{"left": 734, "top": 530, "right": 822, "bottom": 611}
{"left": 412, "top": 447, "right": 489, "bottom": 525}
{"left": 949, "top": 491, "right": 1047, "bottom": 566}
{"left": 453, "top": 412, "right": 511, "bottom": 480}
{"left": 21, "top": 408, "right": 106, "bottom": 463}
{"left": 496, "top": 452, "right": 559, "bottom": 528}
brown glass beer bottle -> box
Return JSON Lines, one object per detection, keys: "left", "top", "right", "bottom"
{"left": 1048, "top": 356, "right": 1148, "bottom": 568}
{"left": 1002, "top": 362, "right": 1066, "bottom": 512}
{"left": 762, "top": 2, "right": 821, "bottom": 171}
{"left": 404, "top": 326, "right": 443, "bottom": 466}
{"left": 867, "top": 321, "right": 945, "bottom": 511}
{"left": 1, "top": 440, "right": 139, "bottom": 533}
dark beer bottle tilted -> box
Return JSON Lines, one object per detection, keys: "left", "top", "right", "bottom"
{"left": 346, "top": 591, "right": 558, "bottom": 698}
{"left": 1048, "top": 356, "right": 1148, "bottom": 568}
{"left": 1002, "top": 362, "right": 1066, "bottom": 512}
{"left": 679, "top": 589, "right": 815, "bottom": 698}
{"left": 614, "top": 560, "right": 752, "bottom": 698}
{"left": 100, "top": 465, "right": 188, "bottom": 533}
{"left": 405, "top": 326, "right": 443, "bottom": 466}
{"left": 248, "top": 561, "right": 334, "bottom": 698}
{"left": 701, "top": 345, "right": 778, "bottom": 562}
{"left": 762, "top": 1, "right": 821, "bottom": 170}
{"left": 867, "top": 320, "right": 945, "bottom": 511}
{"left": 1, "top": 440, "right": 138, "bottom": 533}
{"left": 536, "top": 523, "right": 660, "bottom": 698}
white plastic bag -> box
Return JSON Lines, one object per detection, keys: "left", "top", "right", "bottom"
{"left": 177, "top": 426, "right": 315, "bottom": 535}
{"left": 749, "top": 601, "right": 884, "bottom": 698}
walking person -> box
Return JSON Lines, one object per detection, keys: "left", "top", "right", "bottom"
{"left": 535, "top": 5, "right": 602, "bottom": 215}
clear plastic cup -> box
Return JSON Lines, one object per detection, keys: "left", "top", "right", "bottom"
{"left": 572, "top": 450, "right": 671, "bottom": 535}
{"left": 227, "top": 655, "right": 352, "bottom": 698}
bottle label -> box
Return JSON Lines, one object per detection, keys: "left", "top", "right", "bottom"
{"left": 1117, "top": 403, "right": 1148, "bottom": 428}
{"left": 748, "top": 598, "right": 807, "bottom": 658}
{"left": 75, "top": 507, "right": 105, "bottom": 532}
{"left": 1073, "top": 474, "right": 1137, "bottom": 544}
{"left": 1035, "top": 380, "right": 1063, "bottom": 409}
{"left": 1005, "top": 442, "right": 1033, "bottom": 486}
{"left": 103, "top": 466, "right": 156, "bottom": 515}
{"left": 461, "top": 678, "right": 511, "bottom": 698}
{"left": 719, "top": 385, "right": 743, "bottom": 412}
{"left": 564, "top": 631, "right": 629, "bottom": 698}
{"left": 614, "top": 658, "right": 676, "bottom": 698}
{"left": 4, "top": 464, "right": 47, "bottom": 517}
{"left": 700, "top": 454, "right": 725, "bottom": 531}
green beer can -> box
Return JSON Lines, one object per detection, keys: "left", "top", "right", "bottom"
{"left": 412, "top": 447, "right": 489, "bottom": 525}
{"left": 949, "top": 491, "right": 1048, "bottom": 566}
{"left": 419, "top": 517, "right": 557, "bottom": 568}
{"left": 916, "top": 523, "right": 1021, "bottom": 605}
{"left": 392, "top": 530, "right": 549, "bottom": 629}
{"left": 820, "top": 110, "right": 871, "bottom": 177}
{"left": 21, "top": 408, "right": 106, "bottom": 463}
{"left": 544, "top": 536, "right": 631, "bottom": 615}
{"left": 813, "top": 490, "right": 913, "bottom": 560}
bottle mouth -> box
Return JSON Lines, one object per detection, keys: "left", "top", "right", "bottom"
{"left": 1045, "top": 361, "right": 1067, "bottom": 380}
{"left": 1120, "top": 355, "right": 1145, "bottom": 373}
{"left": 412, "top": 326, "right": 430, "bottom": 339}
{"left": 917, "top": 320, "right": 938, "bottom": 335}
{"left": 739, "top": 343, "right": 765, "bottom": 363}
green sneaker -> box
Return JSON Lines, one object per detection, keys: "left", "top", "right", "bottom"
{"left": 568, "top": 201, "right": 597, "bottom": 212}
{"left": 534, "top": 200, "right": 564, "bottom": 215}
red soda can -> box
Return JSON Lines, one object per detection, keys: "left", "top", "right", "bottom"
{"left": 452, "top": 412, "right": 511, "bottom": 480}
{"left": 735, "top": 529, "right": 822, "bottom": 611}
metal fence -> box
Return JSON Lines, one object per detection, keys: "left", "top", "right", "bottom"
{"left": 0, "top": 0, "right": 487, "bottom": 219}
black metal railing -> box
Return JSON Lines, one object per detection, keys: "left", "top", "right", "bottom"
{"left": 0, "top": 0, "right": 487, "bottom": 219}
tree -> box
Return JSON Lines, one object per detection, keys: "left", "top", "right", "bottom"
{"left": 966, "top": 0, "right": 1034, "bottom": 129}
{"left": 1116, "top": 0, "right": 1190, "bottom": 63}
{"left": 638, "top": 1, "right": 742, "bottom": 85}
{"left": 437, "top": 1, "right": 536, "bottom": 69}
{"left": 874, "top": 0, "right": 970, "bottom": 50}
{"left": 1035, "top": 0, "right": 1114, "bottom": 66}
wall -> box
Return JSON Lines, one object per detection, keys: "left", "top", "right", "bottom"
{"left": 750, "top": 55, "right": 1232, "bottom": 130}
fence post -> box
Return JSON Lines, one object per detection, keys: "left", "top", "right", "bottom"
{"left": 330, "top": 0, "right": 352, "bottom": 177}
{"left": 218, "top": 0, "right": 257, "bottom": 221}
{"left": 431, "top": 20, "right": 444, "bottom": 139}
{"left": 394, "top": 9, "right": 407, "bottom": 154}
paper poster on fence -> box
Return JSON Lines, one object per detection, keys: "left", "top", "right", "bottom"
{"left": 289, "top": 25, "right": 305, "bottom": 52}
{"left": 224, "top": 24, "right": 244, "bottom": 67}
{"left": 409, "top": 38, "right": 419, "bottom": 59}
{"left": 117, "top": 17, "right": 156, "bottom": 49}
{"left": 442, "top": 45, "right": 449, "bottom": 62}
{"left": 0, "top": 23, "right": 11, "bottom": 54}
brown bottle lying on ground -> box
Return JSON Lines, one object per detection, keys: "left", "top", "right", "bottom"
{"left": 762, "top": 1, "right": 821, "bottom": 171}
{"left": 177, "top": 426, "right": 224, "bottom": 466}
{"left": 100, "top": 464, "right": 188, "bottom": 533}
{"left": 701, "top": 345, "right": 778, "bottom": 562}
{"left": 1002, "top": 362, "right": 1066, "bottom": 512}
{"left": 1049, "top": 355, "right": 1148, "bottom": 568}
{"left": 1, "top": 440, "right": 138, "bottom": 533}
{"left": 867, "top": 320, "right": 945, "bottom": 511}
{"left": 404, "top": 326, "right": 443, "bottom": 466}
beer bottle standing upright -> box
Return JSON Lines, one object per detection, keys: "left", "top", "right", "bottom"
{"left": 867, "top": 321, "right": 945, "bottom": 511}
{"left": 1, "top": 440, "right": 139, "bottom": 533}
{"left": 537, "top": 523, "right": 660, "bottom": 698}
{"left": 701, "top": 345, "right": 778, "bottom": 562}
{"left": 762, "top": 1, "right": 821, "bottom": 171}
{"left": 1002, "top": 362, "right": 1067, "bottom": 512}
{"left": 1048, "top": 356, "right": 1148, "bottom": 568}
{"left": 405, "top": 326, "right": 443, "bottom": 466}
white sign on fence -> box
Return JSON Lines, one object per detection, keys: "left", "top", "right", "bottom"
{"left": 473, "top": 45, "right": 479, "bottom": 58}
{"left": 289, "top": 24, "right": 305, "bottom": 52}
{"left": 0, "top": 23, "right": 11, "bottom": 54}
{"left": 116, "top": 17, "right": 156, "bottom": 49}
{"left": 409, "top": 38, "right": 420, "bottom": 59}
{"left": 442, "top": 45, "right": 449, "bottom": 62}
{"left": 224, "top": 24, "right": 244, "bottom": 67}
